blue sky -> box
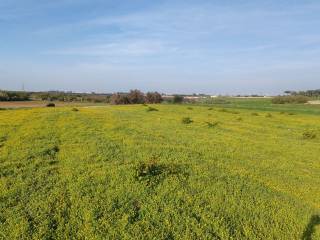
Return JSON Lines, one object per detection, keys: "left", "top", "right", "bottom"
{"left": 1, "top": 0, "right": 320, "bottom": 94}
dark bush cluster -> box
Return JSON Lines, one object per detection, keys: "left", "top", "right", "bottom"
{"left": 110, "top": 90, "right": 163, "bottom": 105}
{"left": 272, "top": 95, "right": 310, "bottom": 104}
{"left": 182, "top": 117, "right": 193, "bottom": 124}
{"left": 46, "top": 103, "right": 55, "bottom": 107}
{"left": 135, "top": 159, "right": 189, "bottom": 187}
{"left": 146, "top": 106, "right": 158, "bottom": 112}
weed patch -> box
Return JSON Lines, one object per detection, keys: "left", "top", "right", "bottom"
{"left": 0, "top": 136, "right": 7, "bottom": 148}
{"left": 46, "top": 103, "right": 55, "bottom": 107}
{"left": 135, "top": 159, "right": 189, "bottom": 187}
{"left": 146, "top": 106, "right": 158, "bottom": 112}
{"left": 302, "top": 131, "right": 317, "bottom": 140}
{"left": 251, "top": 112, "right": 259, "bottom": 116}
{"left": 72, "top": 108, "right": 79, "bottom": 112}
{"left": 205, "top": 121, "right": 219, "bottom": 128}
{"left": 182, "top": 117, "right": 193, "bottom": 124}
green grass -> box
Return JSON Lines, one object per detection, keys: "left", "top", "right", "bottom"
{"left": 196, "top": 97, "right": 320, "bottom": 115}
{"left": 0, "top": 104, "right": 320, "bottom": 239}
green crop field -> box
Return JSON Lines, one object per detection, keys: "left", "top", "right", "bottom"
{"left": 0, "top": 103, "right": 320, "bottom": 239}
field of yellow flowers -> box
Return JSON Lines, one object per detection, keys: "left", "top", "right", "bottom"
{"left": 0, "top": 104, "right": 319, "bottom": 239}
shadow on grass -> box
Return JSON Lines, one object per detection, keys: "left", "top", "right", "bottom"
{"left": 302, "top": 215, "right": 320, "bottom": 240}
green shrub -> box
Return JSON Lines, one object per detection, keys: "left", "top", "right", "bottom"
{"left": 46, "top": 103, "right": 55, "bottom": 107}
{"left": 72, "top": 108, "right": 79, "bottom": 112}
{"left": 145, "top": 92, "right": 163, "bottom": 104}
{"left": 146, "top": 106, "right": 158, "bottom": 112}
{"left": 173, "top": 95, "right": 184, "bottom": 104}
{"left": 187, "top": 107, "right": 193, "bottom": 110}
{"left": 135, "top": 159, "right": 189, "bottom": 187}
{"left": 182, "top": 117, "right": 193, "bottom": 124}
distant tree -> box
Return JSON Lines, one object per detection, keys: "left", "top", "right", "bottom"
{"left": 173, "top": 95, "right": 184, "bottom": 104}
{"left": 145, "top": 92, "right": 163, "bottom": 104}
{"left": 110, "top": 93, "right": 130, "bottom": 105}
{"left": 128, "top": 89, "right": 145, "bottom": 104}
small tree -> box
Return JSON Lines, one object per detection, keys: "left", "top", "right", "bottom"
{"left": 128, "top": 89, "right": 145, "bottom": 104}
{"left": 145, "top": 92, "right": 163, "bottom": 104}
{"left": 173, "top": 95, "right": 184, "bottom": 104}
{"left": 110, "top": 93, "right": 130, "bottom": 105}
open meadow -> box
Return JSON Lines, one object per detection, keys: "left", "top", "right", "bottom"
{"left": 0, "top": 102, "right": 320, "bottom": 239}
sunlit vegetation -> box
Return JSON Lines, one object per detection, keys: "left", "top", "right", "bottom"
{"left": 0, "top": 104, "right": 319, "bottom": 239}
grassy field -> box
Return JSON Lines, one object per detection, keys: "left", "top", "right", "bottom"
{"left": 0, "top": 103, "right": 320, "bottom": 239}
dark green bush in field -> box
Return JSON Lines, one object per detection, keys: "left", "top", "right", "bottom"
{"left": 187, "top": 107, "right": 193, "bottom": 110}
{"left": 146, "top": 106, "right": 158, "bottom": 112}
{"left": 302, "top": 131, "right": 317, "bottom": 139}
{"left": 182, "top": 117, "right": 193, "bottom": 124}
{"left": 251, "top": 112, "right": 259, "bottom": 116}
{"left": 205, "top": 121, "right": 219, "bottom": 128}
{"left": 135, "top": 159, "right": 189, "bottom": 187}
{"left": 46, "top": 102, "right": 55, "bottom": 107}
{"left": 272, "top": 95, "right": 310, "bottom": 104}
{"left": 208, "top": 107, "right": 213, "bottom": 110}
{"left": 173, "top": 95, "right": 184, "bottom": 104}
{"left": 72, "top": 108, "right": 79, "bottom": 112}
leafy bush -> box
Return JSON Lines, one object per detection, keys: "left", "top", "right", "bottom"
{"left": 272, "top": 95, "right": 310, "bottom": 104}
{"left": 110, "top": 93, "right": 130, "bottom": 105}
{"left": 173, "top": 95, "right": 184, "bottom": 104}
{"left": 182, "top": 117, "right": 193, "bottom": 124}
{"left": 72, "top": 108, "right": 79, "bottom": 112}
{"left": 46, "top": 103, "right": 55, "bottom": 107}
{"left": 145, "top": 92, "right": 163, "bottom": 104}
{"left": 146, "top": 106, "right": 158, "bottom": 112}
{"left": 135, "top": 159, "right": 189, "bottom": 187}
{"left": 187, "top": 107, "right": 193, "bottom": 110}
{"left": 128, "top": 89, "right": 145, "bottom": 104}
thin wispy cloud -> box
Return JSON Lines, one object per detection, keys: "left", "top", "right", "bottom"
{"left": 1, "top": 0, "right": 320, "bottom": 94}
